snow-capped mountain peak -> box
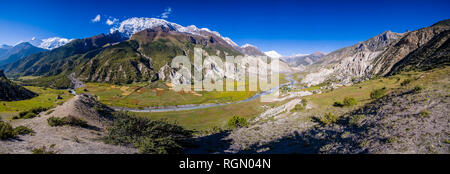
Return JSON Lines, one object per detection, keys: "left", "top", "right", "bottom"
{"left": 241, "top": 44, "right": 257, "bottom": 48}
{"left": 264, "top": 50, "right": 282, "bottom": 58}
{"left": 37, "top": 37, "right": 74, "bottom": 50}
{"left": 110, "top": 17, "right": 238, "bottom": 47}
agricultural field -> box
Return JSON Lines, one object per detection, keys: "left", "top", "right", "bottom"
{"left": 133, "top": 96, "right": 293, "bottom": 131}
{"left": 75, "top": 81, "right": 257, "bottom": 108}
{"left": 75, "top": 74, "right": 288, "bottom": 109}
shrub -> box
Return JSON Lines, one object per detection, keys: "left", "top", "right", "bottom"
{"left": 386, "top": 136, "right": 398, "bottom": 144}
{"left": 32, "top": 146, "right": 56, "bottom": 154}
{"left": 333, "top": 101, "right": 344, "bottom": 107}
{"left": 0, "top": 121, "right": 16, "bottom": 140}
{"left": 22, "top": 112, "right": 37, "bottom": 119}
{"left": 13, "top": 126, "right": 34, "bottom": 135}
{"left": 317, "top": 113, "right": 339, "bottom": 126}
{"left": 291, "top": 104, "right": 305, "bottom": 112}
{"left": 412, "top": 85, "right": 424, "bottom": 93}
{"left": 349, "top": 115, "right": 366, "bottom": 127}
{"left": 47, "top": 116, "right": 88, "bottom": 128}
{"left": 47, "top": 117, "right": 66, "bottom": 127}
{"left": 333, "top": 97, "right": 357, "bottom": 107}
{"left": 29, "top": 107, "right": 49, "bottom": 114}
{"left": 343, "top": 97, "right": 357, "bottom": 107}
{"left": 301, "top": 99, "right": 308, "bottom": 107}
{"left": 370, "top": 88, "right": 386, "bottom": 99}
{"left": 104, "top": 112, "right": 193, "bottom": 154}
{"left": 14, "top": 107, "right": 49, "bottom": 119}
{"left": 227, "top": 115, "right": 248, "bottom": 129}
{"left": 400, "top": 79, "right": 413, "bottom": 86}
{"left": 65, "top": 116, "right": 89, "bottom": 127}
{"left": 418, "top": 110, "right": 430, "bottom": 118}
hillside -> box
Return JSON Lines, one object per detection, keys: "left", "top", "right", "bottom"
{"left": 0, "top": 94, "right": 137, "bottom": 154}
{"left": 4, "top": 25, "right": 245, "bottom": 85}
{"left": 387, "top": 26, "right": 450, "bottom": 75}
{"left": 370, "top": 19, "right": 450, "bottom": 76}
{"left": 4, "top": 32, "right": 126, "bottom": 77}
{"left": 303, "top": 19, "right": 449, "bottom": 85}
{"left": 0, "top": 70, "right": 37, "bottom": 101}
{"left": 0, "top": 42, "right": 46, "bottom": 66}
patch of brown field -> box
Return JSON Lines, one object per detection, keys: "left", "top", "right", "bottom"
{"left": 130, "top": 99, "right": 139, "bottom": 105}
{"left": 155, "top": 90, "right": 165, "bottom": 96}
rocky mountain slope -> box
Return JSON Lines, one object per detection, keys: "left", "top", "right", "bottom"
{"left": 4, "top": 18, "right": 289, "bottom": 86}
{"left": 4, "top": 32, "right": 127, "bottom": 77}
{"left": 0, "top": 70, "right": 37, "bottom": 101}
{"left": 371, "top": 19, "right": 450, "bottom": 76}
{"left": 303, "top": 19, "right": 449, "bottom": 85}
{"left": 76, "top": 25, "right": 242, "bottom": 84}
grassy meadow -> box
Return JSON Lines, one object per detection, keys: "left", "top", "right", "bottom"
{"left": 0, "top": 86, "right": 74, "bottom": 119}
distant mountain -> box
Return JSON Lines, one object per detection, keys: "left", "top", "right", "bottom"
{"left": 303, "top": 19, "right": 450, "bottom": 85}
{"left": 0, "top": 69, "right": 37, "bottom": 101}
{"left": 5, "top": 32, "right": 127, "bottom": 77}
{"left": 264, "top": 50, "right": 282, "bottom": 58}
{"left": 5, "top": 17, "right": 295, "bottom": 86}
{"left": 238, "top": 44, "right": 266, "bottom": 56}
{"left": 33, "top": 37, "right": 74, "bottom": 50}
{"left": 0, "top": 44, "right": 12, "bottom": 59}
{"left": 282, "top": 51, "right": 327, "bottom": 66}
{"left": 111, "top": 17, "right": 238, "bottom": 47}
{"left": 0, "top": 42, "right": 46, "bottom": 66}
{"left": 0, "top": 44, "right": 12, "bottom": 49}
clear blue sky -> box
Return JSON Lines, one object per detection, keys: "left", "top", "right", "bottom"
{"left": 0, "top": 0, "right": 449, "bottom": 55}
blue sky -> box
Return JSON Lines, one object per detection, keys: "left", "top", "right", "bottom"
{"left": 0, "top": 0, "right": 449, "bottom": 55}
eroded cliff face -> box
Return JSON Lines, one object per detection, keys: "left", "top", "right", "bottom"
{"left": 303, "top": 31, "right": 404, "bottom": 85}
{"left": 370, "top": 22, "right": 450, "bottom": 76}
{"left": 303, "top": 19, "right": 450, "bottom": 86}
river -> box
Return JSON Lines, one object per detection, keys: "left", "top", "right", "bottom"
{"left": 112, "top": 77, "right": 296, "bottom": 113}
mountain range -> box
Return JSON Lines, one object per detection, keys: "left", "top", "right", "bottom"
{"left": 0, "top": 42, "right": 46, "bottom": 66}
{"left": 1, "top": 18, "right": 449, "bottom": 90}
{"left": 2, "top": 17, "right": 294, "bottom": 87}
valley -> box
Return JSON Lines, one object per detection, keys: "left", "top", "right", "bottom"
{"left": 0, "top": 16, "right": 448, "bottom": 154}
